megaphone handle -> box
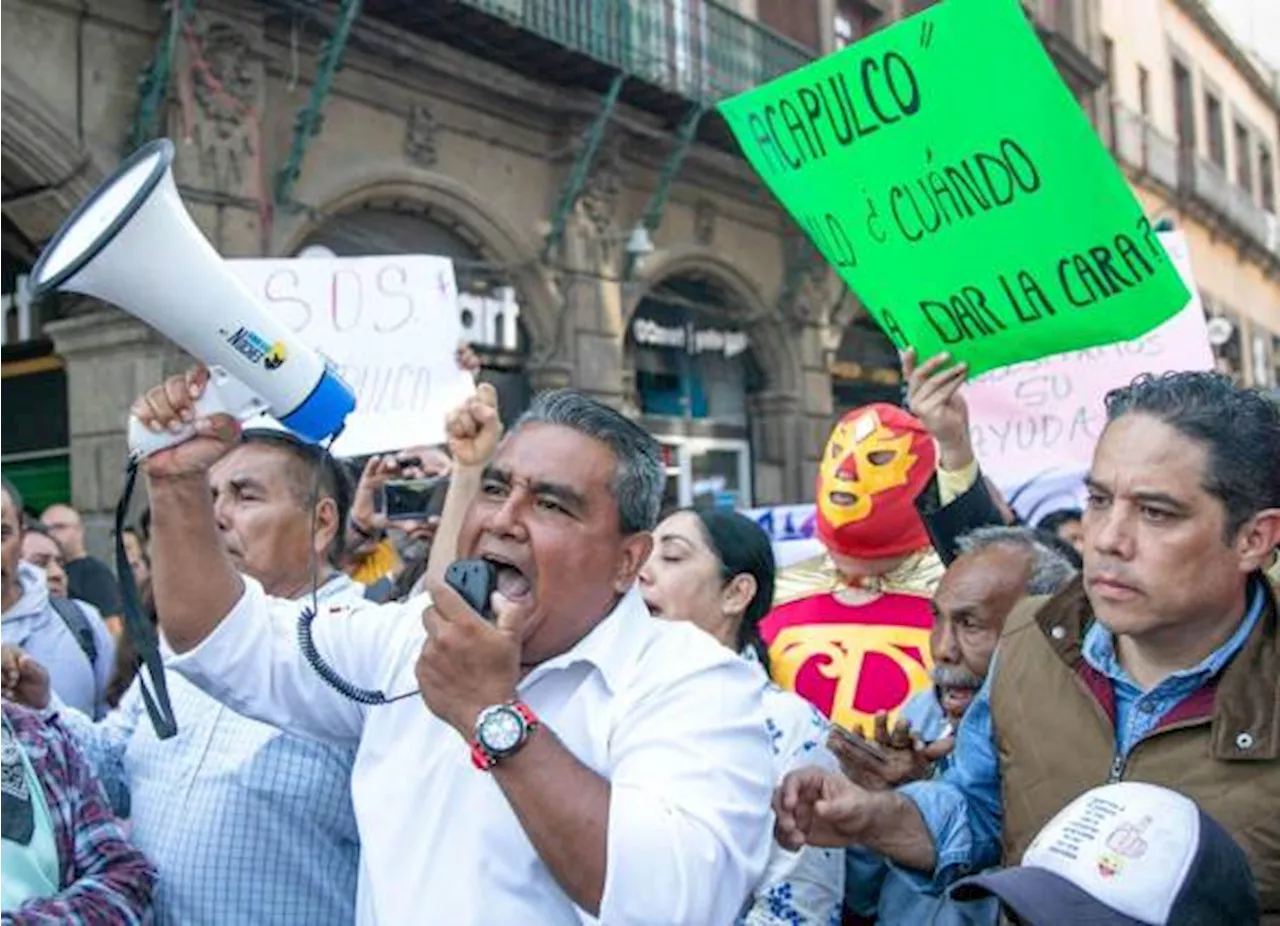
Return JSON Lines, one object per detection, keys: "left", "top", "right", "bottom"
{"left": 127, "top": 369, "right": 267, "bottom": 460}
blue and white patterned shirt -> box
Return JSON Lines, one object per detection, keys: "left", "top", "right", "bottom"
{"left": 739, "top": 668, "right": 845, "bottom": 926}
{"left": 55, "top": 575, "right": 362, "bottom": 925}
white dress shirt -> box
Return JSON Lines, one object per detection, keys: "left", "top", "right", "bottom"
{"left": 168, "top": 578, "right": 776, "bottom": 925}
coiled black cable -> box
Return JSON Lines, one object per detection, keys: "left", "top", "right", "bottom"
{"left": 295, "top": 436, "right": 416, "bottom": 705}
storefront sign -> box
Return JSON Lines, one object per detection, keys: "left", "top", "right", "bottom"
{"left": 717, "top": 0, "right": 1189, "bottom": 376}
{"left": 632, "top": 318, "right": 750, "bottom": 358}
{"left": 229, "top": 254, "right": 475, "bottom": 456}
{"left": 962, "top": 231, "right": 1214, "bottom": 522}
{"left": 458, "top": 287, "right": 520, "bottom": 351}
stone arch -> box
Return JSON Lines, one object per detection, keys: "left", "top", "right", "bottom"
{"left": 276, "top": 169, "right": 560, "bottom": 357}
{"left": 625, "top": 245, "right": 799, "bottom": 397}
{"left": 1, "top": 68, "right": 107, "bottom": 246}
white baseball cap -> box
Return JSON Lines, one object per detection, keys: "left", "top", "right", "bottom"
{"left": 950, "top": 781, "right": 1259, "bottom": 925}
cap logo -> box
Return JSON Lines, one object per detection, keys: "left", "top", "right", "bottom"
{"left": 1096, "top": 852, "right": 1124, "bottom": 879}
{"left": 1105, "top": 816, "right": 1151, "bottom": 859}
{"left": 1095, "top": 815, "right": 1152, "bottom": 878}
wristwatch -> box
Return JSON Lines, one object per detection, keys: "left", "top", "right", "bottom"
{"left": 470, "top": 700, "right": 539, "bottom": 770}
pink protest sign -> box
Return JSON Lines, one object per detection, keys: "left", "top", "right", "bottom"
{"left": 963, "top": 231, "right": 1214, "bottom": 522}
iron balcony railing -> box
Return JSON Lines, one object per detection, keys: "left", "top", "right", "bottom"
{"left": 1112, "top": 102, "right": 1279, "bottom": 259}
{"left": 460, "top": 0, "right": 816, "bottom": 103}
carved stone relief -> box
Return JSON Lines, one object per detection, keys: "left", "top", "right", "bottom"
{"left": 693, "top": 198, "right": 716, "bottom": 246}
{"left": 403, "top": 103, "right": 438, "bottom": 168}
{"left": 778, "top": 231, "right": 833, "bottom": 326}
{"left": 173, "top": 16, "right": 261, "bottom": 197}
{"left": 576, "top": 131, "right": 622, "bottom": 238}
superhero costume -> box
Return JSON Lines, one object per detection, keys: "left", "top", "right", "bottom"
{"left": 761, "top": 404, "right": 944, "bottom": 732}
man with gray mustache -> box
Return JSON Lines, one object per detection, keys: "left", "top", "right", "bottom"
{"left": 837, "top": 526, "right": 1076, "bottom": 925}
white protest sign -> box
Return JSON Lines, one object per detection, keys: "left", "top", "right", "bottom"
{"left": 962, "top": 231, "right": 1214, "bottom": 522}
{"left": 228, "top": 255, "right": 474, "bottom": 457}
{"left": 742, "top": 504, "right": 824, "bottom": 568}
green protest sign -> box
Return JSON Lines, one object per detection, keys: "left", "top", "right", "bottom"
{"left": 717, "top": 0, "right": 1189, "bottom": 376}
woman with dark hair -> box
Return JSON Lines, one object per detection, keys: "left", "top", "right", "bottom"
{"left": 1036, "top": 507, "right": 1084, "bottom": 555}
{"left": 638, "top": 508, "right": 844, "bottom": 926}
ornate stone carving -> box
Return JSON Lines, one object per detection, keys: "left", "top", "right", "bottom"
{"left": 576, "top": 132, "right": 622, "bottom": 237}
{"left": 693, "top": 198, "right": 717, "bottom": 246}
{"left": 404, "top": 103, "right": 438, "bottom": 167}
{"left": 778, "top": 231, "right": 833, "bottom": 325}
{"left": 178, "top": 17, "right": 260, "bottom": 196}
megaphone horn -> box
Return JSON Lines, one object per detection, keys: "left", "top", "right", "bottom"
{"left": 29, "top": 138, "right": 355, "bottom": 459}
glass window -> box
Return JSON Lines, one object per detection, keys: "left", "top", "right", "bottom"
{"left": 833, "top": 0, "right": 879, "bottom": 49}
{"left": 1259, "top": 143, "right": 1275, "bottom": 212}
{"left": 1171, "top": 60, "right": 1194, "bottom": 150}
{"left": 630, "top": 278, "right": 760, "bottom": 428}
{"left": 1204, "top": 92, "right": 1225, "bottom": 168}
{"left": 1234, "top": 121, "right": 1253, "bottom": 193}
{"left": 830, "top": 316, "right": 903, "bottom": 417}
{"left": 690, "top": 446, "right": 749, "bottom": 510}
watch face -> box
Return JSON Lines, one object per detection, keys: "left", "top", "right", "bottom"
{"left": 478, "top": 706, "right": 524, "bottom": 754}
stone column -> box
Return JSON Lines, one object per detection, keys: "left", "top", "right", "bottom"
{"left": 570, "top": 132, "right": 630, "bottom": 410}
{"left": 774, "top": 233, "right": 840, "bottom": 505}
{"left": 797, "top": 321, "right": 835, "bottom": 496}
{"left": 749, "top": 390, "right": 802, "bottom": 505}
{"left": 526, "top": 360, "right": 575, "bottom": 394}
{"left": 168, "top": 4, "right": 268, "bottom": 256}
{"left": 43, "top": 309, "right": 187, "bottom": 560}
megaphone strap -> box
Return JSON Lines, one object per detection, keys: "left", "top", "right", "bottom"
{"left": 114, "top": 462, "right": 178, "bottom": 740}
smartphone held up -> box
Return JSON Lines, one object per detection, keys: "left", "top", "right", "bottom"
{"left": 379, "top": 477, "right": 448, "bottom": 522}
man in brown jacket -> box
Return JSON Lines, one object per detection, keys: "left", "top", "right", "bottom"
{"left": 773, "top": 371, "right": 1280, "bottom": 917}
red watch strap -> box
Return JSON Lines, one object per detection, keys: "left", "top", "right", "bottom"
{"left": 470, "top": 741, "right": 497, "bottom": 771}
{"left": 470, "top": 701, "right": 540, "bottom": 771}
{"left": 511, "top": 701, "right": 539, "bottom": 729}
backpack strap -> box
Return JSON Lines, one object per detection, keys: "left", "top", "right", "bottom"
{"left": 48, "top": 597, "right": 99, "bottom": 667}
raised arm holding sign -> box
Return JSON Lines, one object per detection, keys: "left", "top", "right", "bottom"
{"left": 718, "top": 0, "right": 1189, "bottom": 376}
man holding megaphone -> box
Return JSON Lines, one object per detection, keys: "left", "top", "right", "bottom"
{"left": 130, "top": 366, "right": 776, "bottom": 926}
{"left": 22, "top": 138, "right": 776, "bottom": 922}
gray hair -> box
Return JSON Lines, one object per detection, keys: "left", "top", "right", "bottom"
{"left": 955, "top": 525, "right": 1078, "bottom": 596}
{"left": 512, "top": 389, "right": 664, "bottom": 534}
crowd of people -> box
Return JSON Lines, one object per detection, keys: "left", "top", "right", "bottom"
{"left": 1, "top": 344, "right": 1277, "bottom": 925}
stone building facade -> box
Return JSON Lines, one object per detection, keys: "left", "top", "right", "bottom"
{"left": 1, "top": 0, "right": 1105, "bottom": 552}
{"left": 1101, "top": 0, "right": 1280, "bottom": 390}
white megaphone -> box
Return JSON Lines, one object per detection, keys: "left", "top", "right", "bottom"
{"left": 29, "top": 138, "right": 355, "bottom": 459}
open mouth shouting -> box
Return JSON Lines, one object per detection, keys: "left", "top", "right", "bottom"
{"left": 478, "top": 549, "right": 535, "bottom": 604}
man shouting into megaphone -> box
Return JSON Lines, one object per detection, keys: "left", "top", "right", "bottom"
{"left": 126, "top": 365, "right": 777, "bottom": 926}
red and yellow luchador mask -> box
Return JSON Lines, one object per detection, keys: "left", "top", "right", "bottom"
{"left": 816, "top": 404, "right": 937, "bottom": 559}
